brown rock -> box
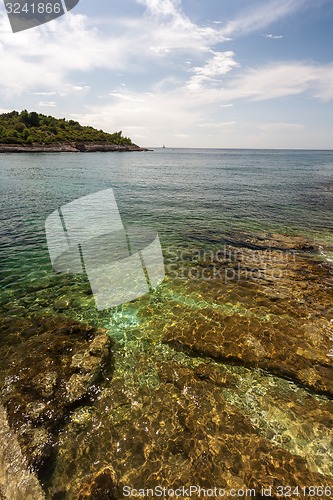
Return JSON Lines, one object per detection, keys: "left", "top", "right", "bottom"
{"left": 75, "top": 467, "right": 119, "bottom": 499}
{"left": 0, "top": 315, "right": 113, "bottom": 473}
{"left": 163, "top": 236, "right": 333, "bottom": 396}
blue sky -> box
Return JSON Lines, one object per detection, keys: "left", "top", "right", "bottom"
{"left": 0, "top": 0, "right": 333, "bottom": 148}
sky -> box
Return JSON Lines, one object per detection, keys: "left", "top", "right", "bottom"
{"left": 0, "top": 0, "right": 333, "bottom": 149}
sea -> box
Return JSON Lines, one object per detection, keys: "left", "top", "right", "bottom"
{"left": 0, "top": 148, "right": 333, "bottom": 495}
{"left": 1, "top": 148, "right": 333, "bottom": 305}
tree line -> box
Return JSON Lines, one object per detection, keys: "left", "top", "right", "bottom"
{"left": 0, "top": 110, "right": 133, "bottom": 146}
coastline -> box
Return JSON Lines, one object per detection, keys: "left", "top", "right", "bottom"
{"left": 0, "top": 143, "right": 151, "bottom": 153}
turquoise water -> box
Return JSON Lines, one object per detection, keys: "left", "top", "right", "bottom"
{"left": 1, "top": 148, "right": 333, "bottom": 273}
{"left": 1, "top": 149, "right": 333, "bottom": 495}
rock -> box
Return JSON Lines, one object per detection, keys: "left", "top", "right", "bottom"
{"left": 49, "top": 357, "right": 332, "bottom": 499}
{"left": 2, "top": 231, "right": 333, "bottom": 497}
{"left": 32, "top": 371, "right": 58, "bottom": 398}
{"left": 162, "top": 235, "right": 333, "bottom": 397}
{"left": 75, "top": 467, "right": 119, "bottom": 499}
{"left": 66, "top": 334, "right": 110, "bottom": 403}
{"left": 70, "top": 407, "right": 94, "bottom": 431}
{"left": 0, "top": 315, "right": 113, "bottom": 476}
{"left": 54, "top": 298, "right": 70, "bottom": 311}
{"left": 0, "top": 143, "right": 148, "bottom": 153}
{"left": 23, "top": 426, "right": 54, "bottom": 469}
{"left": 0, "top": 403, "right": 45, "bottom": 500}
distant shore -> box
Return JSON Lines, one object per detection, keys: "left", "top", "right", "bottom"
{"left": 0, "top": 143, "right": 151, "bottom": 153}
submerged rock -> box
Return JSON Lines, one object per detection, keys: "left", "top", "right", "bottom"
{"left": 162, "top": 235, "right": 333, "bottom": 397}
{"left": 49, "top": 353, "right": 332, "bottom": 499}
{"left": 0, "top": 315, "right": 113, "bottom": 476}
{"left": 2, "top": 232, "right": 333, "bottom": 497}
{"left": 75, "top": 466, "right": 118, "bottom": 499}
{"left": 53, "top": 298, "right": 70, "bottom": 311}
{"left": 0, "top": 404, "right": 45, "bottom": 500}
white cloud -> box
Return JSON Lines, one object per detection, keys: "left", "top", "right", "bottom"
{"left": 220, "top": 0, "right": 307, "bottom": 37}
{"left": 313, "top": 65, "right": 333, "bottom": 101}
{"left": 198, "top": 121, "right": 237, "bottom": 128}
{"left": 0, "top": 13, "right": 115, "bottom": 96}
{"left": 33, "top": 91, "right": 57, "bottom": 96}
{"left": 0, "top": 0, "right": 324, "bottom": 102}
{"left": 137, "top": 0, "right": 182, "bottom": 18}
{"left": 69, "top": 89, "right": 203, "bottom": 146}
{"left": 188, "top": 51, "right": 239, "bottom": 90}
{"left": 265, "top": 34, "right": 284, "bottom": 39}
{"left": 192, "top": 52, "right": 239, "bottom": 78}
{"left": 0, "top": 0, "right": 228, "bottom": 98}
{"left": 217, "top": 62, "right": 333, "bottom": 102}
{"left": 38, "top": 101, "right": 57, "bottom": 107}
{"left": 69, "top": 59, "right": 333, "bottom": 147}
{"left": 259, "top": 122, "right": 304, "bottom": 131}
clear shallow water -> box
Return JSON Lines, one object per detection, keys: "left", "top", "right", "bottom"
{"left": 1, "top": 149, "right": 333, "bottom": 495}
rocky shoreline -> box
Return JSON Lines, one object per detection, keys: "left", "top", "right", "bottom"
{"left": 0, "top": 143, "right": 150, "bottom": 153}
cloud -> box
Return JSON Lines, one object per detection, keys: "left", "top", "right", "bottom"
{"left": 188, "top": 51, "right": 239, "bottom": 90}
{"left": 220, "top": 0, "right": 307, "bottom": 37}
{"left": 137, "top": 0, "right": 182, "bottom": 18}
{"left": 170, "top": 60, "right": 333, "bottom": 108}
{"left": 0, "top": 0, "right": 326, "bottom": 101}
{"left": 69, "top": 87, "right": 204, "bottom": 147}
{"left": 138, "top": 0, "right": 228, "bottom": 54}
{"left": 192, "top": 52, "right": 239, "bottom": 78}
{"left": 38, "top": 101, "right": 57, "bottom": 107}
{"left": 259, "top": 122, "right": 304, "bottom": 131}
{"left": 265, "top": 34, "right": 284, "bottom": 39}
{"left": 33, "top": 91, "right": 57, "bottom": 96}
{"left": 198, "top": 121, "right": 237, "bottom": 128}
{"left": 0, "top": 0, "right": 229, "bottom": 98}
{"left": 69, "top": 58, "right": 333, "bottom": 146}
{"left": 0, "top": 13, "right": 116, "bottom": 96}
{"left": 206, "top": 62, "right": 333, "bottom": 103}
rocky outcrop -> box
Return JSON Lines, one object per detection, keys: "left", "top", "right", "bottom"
{"left": 0, "top": 315, "right": 113, "bottom": 476}
{"left": 0, "top": 143, "right": 149, "bottom": 153}
{"left": 163, "top": 233, "right": 333, "bottom": 396}
{"left": 50, "top": 354, "right": 333, "bottom": 499}
{"left": 0, "top": 404, "right": 45, "bottom": 500}
{"left": 74, "top": 142, "right": 149, "bottom": 152}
